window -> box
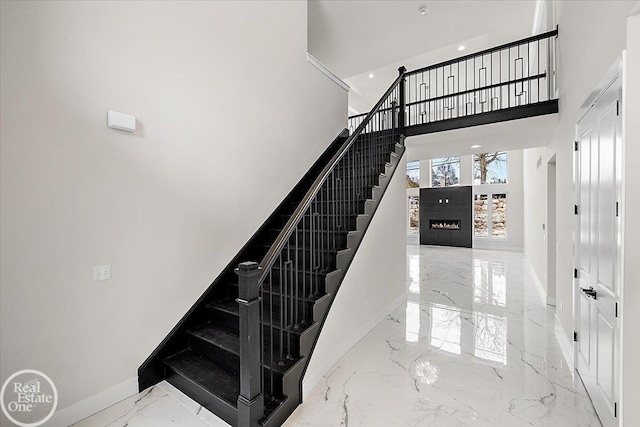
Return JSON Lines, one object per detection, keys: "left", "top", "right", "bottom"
{"left": 474, "top": 194, "right": 489, "bottom": 237}
{"left": 474, "top": 193, "right": 507, "bottom": 238}
{"left": 473, "top": 152, "right": 507, "bottom": 184}
{"left": 408, "top": 196, "right": 419, "bottom": 234}
{"left": 491, "top": 193, "right": 507, "bottom": 238}
{"left": 431, "top": 157, "right": 460, "bottom": 187}
{"left": 407, "top": 161, "right": 420, "bottom": 188}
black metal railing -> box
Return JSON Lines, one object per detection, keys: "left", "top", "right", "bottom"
{"left": 236, "top": 68, "right": 406, "bottom": 424}
{"left": 348, "top": 28, "right": 558, "bottom": 131}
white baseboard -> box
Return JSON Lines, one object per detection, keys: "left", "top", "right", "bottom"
{"left": 302, "top": 292, "right": 407, "bottom": 399}
{"left": 547, "top": 296, "right": 557, "bottom": 306}
{"left": 527, "top": 256, "right": 549, "bottom": 307}
{"left": 554, "top": 313, "right": 575, "bottom": 371}
{"left": 48, "top": 377, "right": 138, "bottom": 427}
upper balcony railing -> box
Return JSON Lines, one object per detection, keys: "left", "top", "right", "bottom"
{"left": 349, "top": 28, "right": 558, "bottom": 134}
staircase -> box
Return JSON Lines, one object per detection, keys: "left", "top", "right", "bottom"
{"left": 138, "top": 71, "right": 406, "bottom": 426}
{"left": 139, "top": 28, "right": 560, "bottom": 426}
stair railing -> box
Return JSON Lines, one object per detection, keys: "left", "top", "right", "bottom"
{"left": 348, "top": 28, "right": 558, "bottom": 132}
{"left": 236, "top": 66, "right": 407, "bottom": 425}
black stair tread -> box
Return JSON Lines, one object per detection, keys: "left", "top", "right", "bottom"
{"left": 268, "top": 227, "right": 353, "bottom": 234}
{"left": 260, "top": 242, "right": 342, "bottom": 254}
{"left": 163, "top": 349, "right": 239, "bottom": 406}
{"left": 268, "top": 264, "right": 338, "bottom": 276}
{"left": 188, "top": 322, "right": 301, "bottom": 373}
{"left": 188, "top": 323, "right": 240, "bottom": 357}
{"left": 281, "top": 212, "right": 361, "bottom": 219}
{"left": 229, "top": 282, "right": 327, "bottom": 303}
{"left": 207, "top": 298, "right": 317, "bottom": 334}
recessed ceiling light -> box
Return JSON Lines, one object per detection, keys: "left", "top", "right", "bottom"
{"left": 458, "top": 45, "right": 466, "bottom": 52}
{"left": 470, "top": 144, "right": 482, "bottom": 149}
{"left": 419, "top": 7, "right": 427, "bottom": 16}
{"left": 368, "top": 73, "right": 374, "bottom": 79}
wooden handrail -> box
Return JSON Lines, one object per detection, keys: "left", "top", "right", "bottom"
{"left": 258, "top": 71, "right": 406, "bottom": 282}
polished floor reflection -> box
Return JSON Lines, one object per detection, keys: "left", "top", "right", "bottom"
{"left": 77, "top": 245, "right": 600, "bottom": 426}
{"left": 284, "top": 245, "right": 600, "bottom": 426}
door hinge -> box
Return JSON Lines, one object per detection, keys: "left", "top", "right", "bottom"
{"left": 615, "top": 302, "right": 618, "bottom": 318}
{"left": 574, "top": 268, "right": 578, "bottom": 279}
{"left": 574, "top": 205, "right": 579, "bottom": 215}
{"left": 574, "top": 141, "right": 579, "bottom": 151}
{"left": 614, "top": 402, "right": 618, "bottom": 417}
{"left": 616, "top": 100, "right": 620, "bottom": 116}
{"left": 616, "top": 201, "right": 619, "bottom": 217}
{"left": 573, "top": 331, "right": 578, "bottom": 342}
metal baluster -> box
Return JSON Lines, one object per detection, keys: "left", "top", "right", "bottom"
{"left": 278, "top": 256, "right": 284, "bottom": 364}
{"left": 528, "top": 42, "right": 531, "bottom": 105}
{"left": 301, "top": 217, "right": 306, "bottom": 323}
{"left": 293, "top": 225, "right": 299, "bottom": 330}
{"left": 537, "top": 39, "right": 540, "bottom": 102}
{"left": 268, "top": 270, "right": 274, "bottom": 396}
{"left": 508, "top": 47, "right": 511, "bottom": 107}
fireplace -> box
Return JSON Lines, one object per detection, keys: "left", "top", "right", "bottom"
{"left": 429, "top": 219, "right": 461, "bottom": 230}
{"left": 420, "top": 186, "right": 472, "bottom": 248}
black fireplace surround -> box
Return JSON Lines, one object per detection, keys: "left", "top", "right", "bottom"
{"left": 420, "top": 186, "right": 472, "bottom": 247}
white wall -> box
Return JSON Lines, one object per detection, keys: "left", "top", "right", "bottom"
{"left": 523, "top": 147, "right": 548, "bottom": 296}
{"left": 524, "top": 0, "right": 637, "bottom": 352}
{"left": 0, "top": 1, "right": 347, "bottom": 423}
{"left": 622, "top": 8, "right": 640, "bottom": 426}
{"left": 304, "top": 155, "right": 407, "bottom": 397}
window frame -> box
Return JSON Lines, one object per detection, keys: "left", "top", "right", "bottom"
{"left": 473, "top": 151, "right": 508, "bottom": 185}
{"left": 472, "top": 189, "right": 509, "bottom": 240}
{"left": 430, "top": 156, "right": 461, "bottom": 187}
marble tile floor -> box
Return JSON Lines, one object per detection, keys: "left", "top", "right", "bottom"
{"left": 76, "top": 245, "right": 600, "bottom": 427}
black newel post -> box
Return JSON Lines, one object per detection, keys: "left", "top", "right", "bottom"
{"left": 236, "top": 261, "right": 264, "bottom": 427}
{"left": 398, "top": 66, "right": 407, "bottom": 135}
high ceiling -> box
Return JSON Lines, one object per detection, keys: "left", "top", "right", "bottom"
{"left": 308, "top": 0, "right": 551, "bottom": 156}
{"left": 309, "top": 0, "right": 541, "bottom": 80}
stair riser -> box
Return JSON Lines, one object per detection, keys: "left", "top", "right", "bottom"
{"left": 267, "top": 270, "right": 329, "bottom": 294}
{"left": 185, "top": 337, "right": 286, "bottom": 397}
{"left": 188, "top": 336, "right": 239, "bottom": 375}
{"left": 271, "top": 230, "right": 349, "bottom": 250}
{"left": 207, "top": 309, "right": 303, "bottom": 358}
{"left": 281, "top": 215, "right": 359, "bottom": 230}
{"left": 319, "top": 186, "right": 376, "bottom": 200}
{"left": 165, "top": 371, "right": 238, "bottom": 427}
{"left": 272, "top": 248, "right": 338, "bottom": 269}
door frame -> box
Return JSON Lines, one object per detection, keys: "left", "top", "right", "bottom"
{"left": 572, "top": 55, "right": 624, "bottom": 425}
{"left": 546, "top": 156, "right": 556, "bottom": 305}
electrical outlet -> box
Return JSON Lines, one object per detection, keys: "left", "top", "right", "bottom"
{"left": 560, "top": 301, "right": 564, "bottom": 312}
{"left": 93, "top": 265, "right": 111, "bottom": 282}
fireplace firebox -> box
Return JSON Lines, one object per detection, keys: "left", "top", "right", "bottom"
{"left": 429, "top": 219, "right": 461, "bottom": 230}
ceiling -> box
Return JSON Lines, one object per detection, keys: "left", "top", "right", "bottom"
{"left": 308, "top": 0, "right": 554, "bottom": 157}
{"left": 405, "top": 113, "right": 559, "bottom": 159}
{"left": 308, "top": 0, "right": 541, "bottom": 80}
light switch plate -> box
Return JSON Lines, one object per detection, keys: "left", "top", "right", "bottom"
{"left": 107, "top": 110, "right": 136, "bottom": 132}
{"left": 93, "top": 265, "right": 111, "bottom": 282}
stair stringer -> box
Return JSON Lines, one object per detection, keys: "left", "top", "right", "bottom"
{"left": 261, "top": 137, "right": 406, "bottom": 427}
{"left": 138, "top": 129, "right": 351, "bottom": 393}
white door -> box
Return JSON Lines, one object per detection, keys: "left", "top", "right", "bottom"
{"left": 575, "top": 76, "right": 622, "bottom": 427}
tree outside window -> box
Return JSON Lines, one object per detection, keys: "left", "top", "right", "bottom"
{"left": 431, "top": 157, "right": 460, "bottom": 187}
{"left": 407, "top": 161, "right": 420, "bottom": 188}
{"left": 474, "top": 152, "right": 507, "bottom": 184}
